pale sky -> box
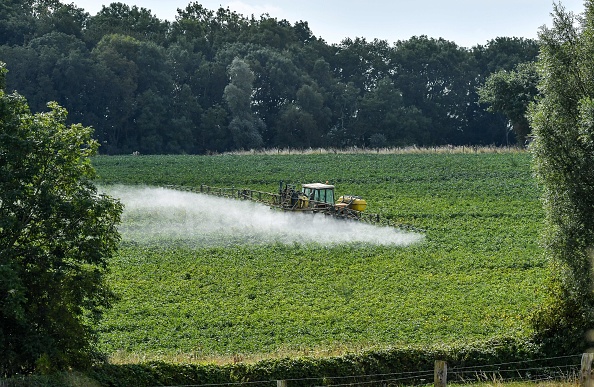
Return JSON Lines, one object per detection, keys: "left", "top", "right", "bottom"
{"left": 72, "top": 0, "right": 586, "bottom": 48}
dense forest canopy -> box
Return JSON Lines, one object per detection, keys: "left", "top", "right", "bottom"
{"left": 0, "top": 0, "right": 540, "bottom": 154}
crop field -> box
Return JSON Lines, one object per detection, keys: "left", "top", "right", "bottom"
{"left": 92, "top": 151, "right": 548, "bottom": 363}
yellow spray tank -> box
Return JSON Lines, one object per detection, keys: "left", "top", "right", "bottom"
{"left": 336, "top": 195, "right": 367, "bottom": 212}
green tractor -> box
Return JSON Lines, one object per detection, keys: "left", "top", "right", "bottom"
{"left": 277, "top": 181, "right": 366, "bottom": 218}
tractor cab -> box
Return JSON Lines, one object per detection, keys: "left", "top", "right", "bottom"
{"left": 277, "top": 180, "right": 366, "bottom": 216}
{"left": 301, "top": 183, "right": 335, "bottom": 208}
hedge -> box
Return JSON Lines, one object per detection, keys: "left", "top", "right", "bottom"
{"left": 1, "top": 337, "right": 578, "bottom": 387}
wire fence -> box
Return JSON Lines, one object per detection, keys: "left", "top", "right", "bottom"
{"left": 146, "top": 354, "right": 582, "bottom": 387}
{"left": 448, "top": 355, "right": 581, "bottom": 385}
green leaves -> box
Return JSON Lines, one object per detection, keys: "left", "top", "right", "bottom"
{"left": 528, "top": 0, "right": 594, "bottom": 352}
{"left": 0, "top": 64, "right": 122, "bottom": 376}
{"left": 224, "top": 58, "right": 265, "bottom": 149}
{"left": 478, "top": 62, "right": 539, "bottom": 143}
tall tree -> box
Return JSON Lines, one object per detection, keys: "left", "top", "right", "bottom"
{"left": 468, "top": 37, "right": 541, "bottom": 145}
{"left": 356, "top": 77, "right": 430, "bottom": 146}
{"left": 478, "top": 62, "right": 539, "bottom": 144}
{"left": 528, "top": 1, "right": 594, "bottom": 352}
{"left": 90, "top": 34, "right": 139, "bottom": 153}
{"left": 169, "top": 2, "right": 246, "bottom": 58}
{"left": 241, "top": 15, "right": 297, "bottom": 50}
{"left": 0, "top": 0, "right": 36, "bottom": 46}
{"left": 326, "top": 81, "right": 360, "bottom": 146}
{"left": 84, "top": 2, "right": 168, "bottom": 46}
{"left": 223, "top": 57, "right": 264, "bottom": 149}
{"left": 200, "top": 104, "right": 230, "bottom": 152}
{"left": 34, "top": 0, "right": 88, "bottom": 39}
{"left": 473, "top": 37, "right": 540, "bottom": 74}
{"left": 0, "top": 0, "right": 88, "bottom": 46}
{"left": 0, "top": 62, "right": 122, "bottom": 375}
{"left": 391, "top": 36, "right": 474, "bottom": 145}
{"left": 274, "top": 104, "right": 317, "bottom": 148}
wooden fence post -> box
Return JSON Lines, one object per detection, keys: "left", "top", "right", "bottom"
{"left": 434, "top": 360, "right": 447, "bottom": 387}
{"left": 277, "top": 380, "right": 287, "bottom": 387}
{"left": 581, "top": 353, "right": 594, "bottom": 387}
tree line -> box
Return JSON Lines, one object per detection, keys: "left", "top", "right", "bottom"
{"left": 0, "top": 0, "right": 540, "bottom": 154}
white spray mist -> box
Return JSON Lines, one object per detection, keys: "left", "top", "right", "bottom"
{"left": 102, "top": 186, "right": 424, "bottom": 247}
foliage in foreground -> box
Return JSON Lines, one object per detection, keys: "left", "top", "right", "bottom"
{"left": 528, "top": 1, "right": 594, "bottom": 352}
{"left": 0, "top": 63, "right": 122, "bottom": 376}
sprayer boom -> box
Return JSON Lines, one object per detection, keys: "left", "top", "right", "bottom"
{"left": 165, "top": 183, "right": 421, "bottom": 232}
